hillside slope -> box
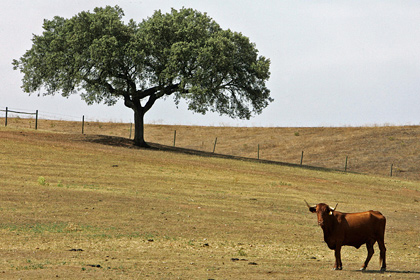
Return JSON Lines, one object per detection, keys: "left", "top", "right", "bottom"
{"left": 3, "top": 118, "right": 420, "bottom": 180}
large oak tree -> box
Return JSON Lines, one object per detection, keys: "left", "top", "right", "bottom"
{"left": 13, "top": 6, "right": 272, "bottom": 146}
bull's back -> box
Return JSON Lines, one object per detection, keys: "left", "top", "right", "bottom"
{"left": 341, "top": 211, "right": 386, "bottom": 248}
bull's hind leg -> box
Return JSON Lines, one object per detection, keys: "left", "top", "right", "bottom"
{"left": 378, "top": 239, "right": 386, "bottom": 272}
{"left": 361, "top": 242, "right": 375, "bottom": 271}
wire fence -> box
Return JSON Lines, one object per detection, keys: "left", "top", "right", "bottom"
{"left": 0, "top": 107, "right": 39, "bottom": 129}
{"left": 1, "top": 106, "right": 134, "bottom": 137}
{"left": 1, "top": 106, "right": 413, "bottom": 180}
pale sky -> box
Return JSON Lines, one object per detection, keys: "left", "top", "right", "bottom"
{"left": 2, "top": 0, "right": 420, "bottom": 126}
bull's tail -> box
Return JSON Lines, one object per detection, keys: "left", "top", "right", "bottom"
{"left": 378, "top": 215, "right": 387, "bottom": 271}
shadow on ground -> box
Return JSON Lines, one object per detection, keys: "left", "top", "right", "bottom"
{"left": 83, "top": 134, "right": 352, "bottom": 174}
{"left": 358, "top": 270, "right": 420, "bottom": 275}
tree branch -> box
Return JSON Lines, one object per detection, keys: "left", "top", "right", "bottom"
{"left": 134, "top": 83, "right": 181, "bottom": 99}
{"left": 123, "top": 94, "right": 135, "bottom": 110}
{"left": 135, "top": 86, "right": 159, "bottom": 99}
{"left": 115, "top": 71, "right": 137, "bottom": 94}
{"left": 83, "top": 77, "right": 114, "bottom": 93}
{"left": 143, "top": 94, "right": 157, "bottom": 113}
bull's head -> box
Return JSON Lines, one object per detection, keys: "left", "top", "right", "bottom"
{"left": 305, "top": 200, "right": 338, "bottom": 227}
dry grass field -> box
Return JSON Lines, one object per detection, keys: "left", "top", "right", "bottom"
{"left": 0, "top": 119, "right": 420, "bottom": 279}
{"left": 4, "top": 117, "right": 420, "bottom": 179}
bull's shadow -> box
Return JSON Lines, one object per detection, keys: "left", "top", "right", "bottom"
{"left": 356, "top": 270, "right": 420, "bottom": 274}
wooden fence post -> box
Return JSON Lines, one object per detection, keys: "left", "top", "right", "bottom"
{"left": 213, "top": 137, "right": 218, "bottom": 153}
{"left": 258, "top": 144, "right": 260, "bottom": 160}
{"left": 5, "top": 107, "right": 7, "bottom": 126}
{"left": 300, "top": 151, "right": 304, "bottom": 165}
{"left": 129, "top": 123, "right": 132, "bottom": 139}
{"left": 82, "top": 115, "right": 85, "bottom": 134}
{"left": 35, "top": 110, "right": 38, "bottom": 130}
{"left": 173, "top": 130, "right": 176, "bottom": 147}
{"left": 390, "top": 164, "right": 393, "bottom": 177}
{"left": 345, "top": 156, "right": 348, "bottom": 172}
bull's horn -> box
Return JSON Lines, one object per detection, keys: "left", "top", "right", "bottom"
{"left": 304, "top": 200, "right": 311, "bottom": 208}
{"left": 332, "top": 203, "right": 338, "bottom": 211}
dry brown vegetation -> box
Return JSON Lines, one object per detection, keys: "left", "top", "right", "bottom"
{"left": 4, "top": 117, "right": 420, "bottom": 179}
{"left": 0, "top": 119, "right": 419, "bottom": 279}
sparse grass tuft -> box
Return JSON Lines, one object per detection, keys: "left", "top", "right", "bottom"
{"left": 37, "top": 176, "right": 48, "bottom": 186}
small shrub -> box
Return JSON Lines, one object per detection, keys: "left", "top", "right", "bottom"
{"left": 294, "top": 132, "right": 300, "bottom": 136}
{"left": 37, "top": 176, "right": 48, "bottom": 186}
{"left": 238, "top": 248, "right": 247, "bottom": 256}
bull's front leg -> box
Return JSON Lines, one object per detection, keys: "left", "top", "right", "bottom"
{"left": 334, "top": 246, "right": 343, "bottom": 270}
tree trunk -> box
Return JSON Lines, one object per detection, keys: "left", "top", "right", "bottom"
{"left": 125, "top": 92, "right": 158, "bottom": 148}
{"left": 133, "top": 109, "right": 148, "bottom": 147}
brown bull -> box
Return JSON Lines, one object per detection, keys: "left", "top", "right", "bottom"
{"left": 305, "top": 201, "right": 386, "bottom": 271}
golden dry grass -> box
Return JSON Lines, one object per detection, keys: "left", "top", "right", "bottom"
{"left": 3, "top": 117, "right": 420, "bottom": 179}
{"left": 0, "top": 120, "right": 419, "bottom": 279}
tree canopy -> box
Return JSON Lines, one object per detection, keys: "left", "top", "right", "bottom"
{"left": 13, "top": 6, "right": 272, "bottom": 146}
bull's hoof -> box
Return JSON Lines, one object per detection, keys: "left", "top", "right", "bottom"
{"left": 380, "top": 267, "right": 386, "bottom": 272}
{"left": 333, "top": 267, "right": 342, "bottom": 270}
{"left": 360, "top": 267, "right": 367, "bottom": 271}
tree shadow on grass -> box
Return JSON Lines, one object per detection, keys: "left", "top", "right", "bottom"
{"left": 82, "top": 134, "right": 350, "bottom": 173}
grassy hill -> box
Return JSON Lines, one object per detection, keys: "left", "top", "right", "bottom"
{"left": 4, "top": 117, "right": 420, "bottom": 179}
{"left": 0, "top": 120, "right": 419, "bottom": 279}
